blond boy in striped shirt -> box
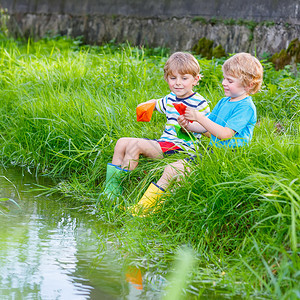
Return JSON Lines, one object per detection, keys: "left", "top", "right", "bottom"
{"left": 104, "top": 52, "right": 210, "bottom": 199}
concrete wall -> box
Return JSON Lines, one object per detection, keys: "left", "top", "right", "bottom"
{"left": 2, "top": 0, "right": 299, "bottom": 23}
{"left": 1, "top": 0, "right": 300, "bottom": 56}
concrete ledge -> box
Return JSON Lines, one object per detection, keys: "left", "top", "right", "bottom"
{"left": 5, "top": 13, "right": 300, "bottom": 57}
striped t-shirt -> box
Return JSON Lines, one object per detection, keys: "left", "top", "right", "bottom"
{"left": 155, "top": 92, "right": 210, "bottom": 152}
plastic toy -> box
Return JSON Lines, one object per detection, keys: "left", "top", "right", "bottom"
{"left": 136, "top": 102, "right": 156, "bottom": 122}
{"left": 173, "top": 103, "right": 193, "bottom": 123}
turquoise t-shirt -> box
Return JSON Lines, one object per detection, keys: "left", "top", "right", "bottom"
{"left": 208, "top": 96, "right": 257, "bottom": 148}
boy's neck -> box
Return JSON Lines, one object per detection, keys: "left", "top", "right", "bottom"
{"left": 229, "top": 92, "right": 249, "bottom": 102}
{"left": 175, "top": 91, "right": 195, "bottom": 100}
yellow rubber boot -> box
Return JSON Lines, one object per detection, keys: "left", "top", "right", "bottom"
{"left": 131, "top": 182, "right": 164, "bottom": 216}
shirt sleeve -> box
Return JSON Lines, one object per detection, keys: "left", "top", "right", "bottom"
{"left": 225, "top": 104, "right": 255, "bottom": 133}
{"left": 208, "top": 98, "right": 223, "bottom": 122}
{"left": 196, "top": 100, "right": 210, "bottom": 115}
{"left": 156, "top": 95, "right": 167, "bottom": 114}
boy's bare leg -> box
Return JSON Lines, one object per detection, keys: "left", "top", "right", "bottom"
{"left": 112, "top": 138, "right": 163, "bottom": 170}
{"left": 130, "top": 159, "right": 190, "bottom": 215}
{"left": 156, "top": 159, "right": 189, "bottom": 190}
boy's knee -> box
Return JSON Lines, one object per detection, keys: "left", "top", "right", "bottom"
{"left": 163, "top": 164, "right": 176, "bottom": 176}
{"left": 115, "top": 138, "right": 139, "bottom": 156}
{"left": 163, "top": 161, "right": 185, "bottom": 176}
{"left": 115, "top": 137, "right": 130, "bottom": 149}
{"left": 126, "top": 139, "right": 144, "bottom": 153}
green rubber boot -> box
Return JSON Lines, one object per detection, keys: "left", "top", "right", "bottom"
{"left": 103, "top": 163, "right": 128, "bottom": 199}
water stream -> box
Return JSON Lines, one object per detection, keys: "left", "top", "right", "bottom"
{"left": 0, "top": 168, "right": 155, "bottom": 300}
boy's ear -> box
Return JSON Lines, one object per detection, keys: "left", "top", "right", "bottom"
{"left": 245, "top": 82, "right": 254, "bottom": 93}
{"left": 193, "top": 74, "right": 201, "bottom": 86}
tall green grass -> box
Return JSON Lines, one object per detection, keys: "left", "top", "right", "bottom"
{"left": 0, "top": 35, "right": 299, "bottom": 298}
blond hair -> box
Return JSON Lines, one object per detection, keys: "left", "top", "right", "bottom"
{"left": 222, "top": 53, "right": 263, "bottom": 94}
{"left": 164, "top": 52, "right": 201, "bottom": 80}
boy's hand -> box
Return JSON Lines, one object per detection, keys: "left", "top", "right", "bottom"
{"left": 184, "top": 107, "right": 200, "bottom": 122}
{"left": 137, "top": 99, "right": 156, "bottom": 108}
{"left": 178, "top": 115, "right": 189, "bottom": 129}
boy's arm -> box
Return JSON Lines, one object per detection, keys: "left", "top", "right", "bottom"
{"left": 202, "top": 131, "right": 211, "bottom": 138}
{"left": 137, "top": 99, "right": 157, "bottom": 111}
{"left": 184, "top": 107, "right": 235, "bottom": 139}
{"left": 178, "top": 115, "right": 207, "bottom": 133}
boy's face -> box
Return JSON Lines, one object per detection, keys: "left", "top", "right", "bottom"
{"left": 167, "top": 71, "right": 200, "bottom": 99}
{"left": 222, "top": 72, "right": 247, "bottom": 99}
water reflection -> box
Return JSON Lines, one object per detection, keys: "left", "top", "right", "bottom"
{"left": 0, "top": 168, "right": 147, "bottom": 299}
{"left": 126, "top": 266, "right": 143, "bottom": 291}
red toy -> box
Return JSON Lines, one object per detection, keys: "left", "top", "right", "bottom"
{"left": 173, "top": 103, "right": 193, "bottom": 123}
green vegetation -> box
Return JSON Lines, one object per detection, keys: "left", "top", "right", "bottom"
{"left": 192, "top": 37, "right": 227, "bottom": 59}
{"left": 191, "top": 16, "right": 208, "bottom": 24}
{"left": 0, "top": 175, "right": 20, "bottom": 214}
{"left": 0, "top": 35, "right": 299, "bottom": 299}
{"left": 0, "top": 7, "right": 9, "bottom": 37}
{"left": 191, "top": 16, "right": 260, "bottom": 30}
{"left": 271, "top": 38, "right": 300, "bottom": 70}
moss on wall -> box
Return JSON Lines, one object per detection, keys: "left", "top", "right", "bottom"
{"left": 192, "top": 37, "right": 227, "bottom": 59}
{"left": 212, "top": 45, "right": 227, "bottom": 58}
{"left": 270, "top": 39, "right": 300, "bottom": 70}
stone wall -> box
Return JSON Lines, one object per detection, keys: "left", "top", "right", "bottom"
{"left": 1, "top": 0, "right": 300, "bottom": 57}
{"left": 2, "top": 0, "right": 299, "bottom": 23}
